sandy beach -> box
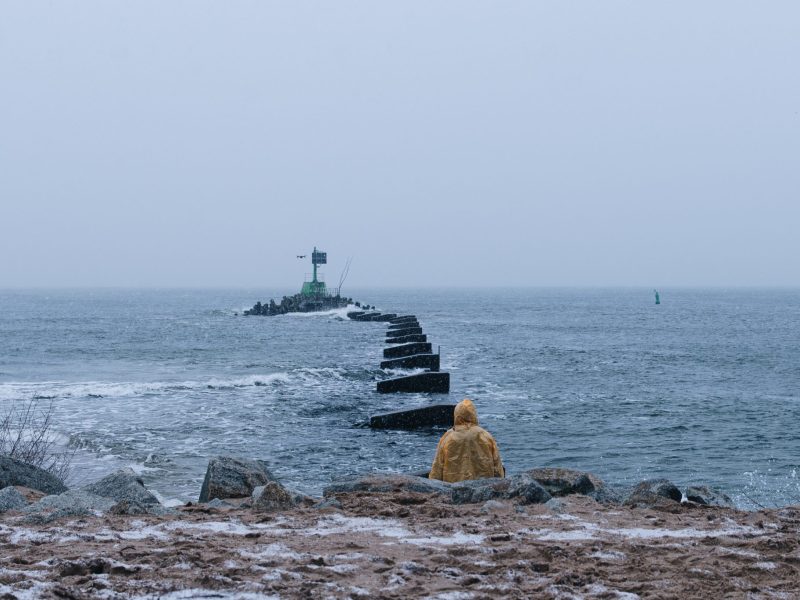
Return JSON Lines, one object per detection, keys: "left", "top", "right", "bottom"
{"left": 1, "top": 489, "right": 798, "bottom": 599}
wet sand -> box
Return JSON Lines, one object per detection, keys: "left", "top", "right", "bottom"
{"left": 1, "top": 492, "right": 798, "bottom": 599}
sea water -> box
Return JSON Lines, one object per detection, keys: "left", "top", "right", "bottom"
{"left": 1, "top": 288, "right": 798, "bottom": 509}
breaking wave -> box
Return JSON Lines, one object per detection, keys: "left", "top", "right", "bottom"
{"left": 0, "top": 374, "right": 292, "bottom": 402}
{"left": 0, "top": 367, "right": 357, "bottom": 404}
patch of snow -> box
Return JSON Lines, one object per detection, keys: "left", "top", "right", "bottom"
{"left": 383, "top": 574, "right": 406, "bottom": 590}
{"left": 164, "top": 520, "right": 264, "bottom": 536}
{"left": 8, "top": 528, "right": 80, "bottom": 544}
{"left": 424, "top": 592, "right": 475, "bottom": 600}
{"left": 349, "top": 586, "right": 371, "bottom": 596}
{"left": 0, "top": 581, "right": 52, "bottom": 600}
{"left": 608, "top": 525, "right": 760, "bottom": 540}
{"left": 715, "top": 547, "right": 761, "bottom": 558}
{"left": 536, "top": 529, "right": 597, "bottom": 541}
{"left": 589, "top": 550, "right": 626, "bottom": 561}
{"left": 305, "top": 514, "right": 410, "bottom": 539}
{"left": 238, "top": 542, "right": 305, "bottom": 561}
{"left": 755, "top": 561, "right": 778, "bottom": 570}
{"left": 257, "top": 567, "right": 301, "bottom": 582}
{"left": 0, "top": 566, "right": 47, "bottom": 580}
{"left": 403, "top": 532, "right": 484, "bottom": 546}
{"left": 520, "top": 520, "right": 761, "bottom": 542}
{"left": 326, "top": 563, "right": 358, "bottom": 574}
{"left": 134, "top": 590, "right": 280, "bottom": 600}
{"left": 332, "top": 552, "right": 368, "bottom": 561}
{"left": 474, "top": 560, "right": 497, "bottom": 567}
{"left": 116, "top": 524, "right": 170, "bottom": 541}
{"left": 583, "top": 583, "right": 641, "bottom": 599}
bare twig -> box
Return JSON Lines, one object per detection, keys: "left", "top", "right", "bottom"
{"left": 0, "top": 398, "right": 74, "bottom": 483}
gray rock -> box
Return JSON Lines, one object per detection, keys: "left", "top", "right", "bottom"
{"left": 323, "top": 474, "right": 452, "bottom": 497}
{"left": 685, "top": 485, "right": 735, "bottom": 508}
{"left": 506, "top": 473, "right": 555, "bottom": 504}
{"left": 207, "top": 497, "right": 235, "bottom": 509}
{"left": 625, "top": 478, "right": 682, "bottom": 508}
{"left": 23, "top": 490, "right": 116, "bottom": 523}
{"left": 252, "top": 481, "right": 295, "bottom": 512}
{"left": 0, "top": 487, "right": 28, "bottom": 512}
{"left": 199, "top": 456, "right": 276, "bottom": 503}
{"left": 451, "top": 474, "right": 551, "bottom": 505}
{"left": 313, "top": 498, "right": 343, "bottom": 510}
{"left": 480, "top": 500, "right": 507, "bottom": 513}
{"left": 82, "top": 468, "right": 159, "bottom": 506}
{"left": 545, "top": 498, "right": 566, "bottom": 513}
{"left": 109, "top": 500, "right": 177, "bottom": 516}
{"left": 591, "top": 483, "right": 626, "bottom": 505}
{"left": 526, "top": 468, "right": 598, "bottom": 497}
{"left": 0, "top": 456, "right": 67, "bottom": 496}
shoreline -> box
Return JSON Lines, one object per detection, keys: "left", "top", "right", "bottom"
{"left": 1, "top": 490, "right": 798, "bottom": 598}
{"left": 2, "top": 458, "right": 800, "bottom": 598}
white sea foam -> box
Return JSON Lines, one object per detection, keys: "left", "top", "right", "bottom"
{"left": 0, "top": 373, "right": 291, "bottom": 402}
{"left": 284, "top": 305, "right": 359, "bottom": 319}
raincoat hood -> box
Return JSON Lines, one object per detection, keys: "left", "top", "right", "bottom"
{"left": 428, "top": 398, "right": 504, "bottom": 483}
{"left": 454, "top": 399, "right": 478, "bottom": 427}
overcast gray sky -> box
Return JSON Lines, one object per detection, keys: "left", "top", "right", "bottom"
{"left": 1, "top": 2, "right": 798, "bottom": 288}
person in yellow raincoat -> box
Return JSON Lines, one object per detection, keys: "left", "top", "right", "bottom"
{"left": 429, "top": 398, "right": 505, "bottom": 483}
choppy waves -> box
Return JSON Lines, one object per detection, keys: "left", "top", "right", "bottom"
{"left": 0, "top": 373, "right": 297, "bottom": 402}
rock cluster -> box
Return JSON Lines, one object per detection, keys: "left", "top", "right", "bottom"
{"left": 0, "top": 453, "right": 740, "bottom": 521}
{"left": 244, "top": 293, "right": 354, "bottom": 316}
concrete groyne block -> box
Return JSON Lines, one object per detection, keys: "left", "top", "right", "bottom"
{"left": 350, "top": 312, "right": 381, "bottom": 321}
{"left": 386, "top": 327, "right": 423, "bottom": 338}
{"left": 369, "top": 314, "right": 397, "bottom": 322}
{"left": 389, "top": 315, "right": 417, "bottom": 324}
{"left": 383, "top": 342, "right": 432, "bottom": 358}
{"left": 380, "top": 353, "right": 439, "bottom": 371}
{"left": 369, "top": 404, "right": 456, "bottom": 429}
{"left": 386, "top": 321, "right": 422, "bottom": 333}
{"left": 376, "top": 372, "right": 450, "bottom": 394}
{"left": 385, "top": 334, "right": 427, "bottom": 345}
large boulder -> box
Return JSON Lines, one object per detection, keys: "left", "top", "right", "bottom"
{"left": 625, "top": 478, "right": 682, "bottom": 508}
{"left": 199, "top": 456, "right": 276, "bottom": 503}
{"left": 23, "top": 490, "right": 116, "bottom": 523}
{"left": 323, "top": 474, "right": 452, "bottom": 498}
{"left": 685, "top": 485, "right": 735, "bottom": 508}
{"left": 252, "top": 482, "right": 297, "bottom": 512}
{"left": 526, "top": 468, "right": 597, "bottom": 497}
{"left": 109, "top": 500, "right": 176, "bottom": 516}
{"left": 0, "top": 455, "right": 67, "bottom": 495}
{"left": 527, "top": 468, "right": 621, "bottom": 504}
{"left": 0, "top": 487, "right": 28, "bottom": 513}
{"left": 82, "top": 468, "right": 159, "bottom": 506}
{"left": 451, "top": 473, "right": 551, "bottom": 505}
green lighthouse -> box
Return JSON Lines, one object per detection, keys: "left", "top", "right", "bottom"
{"left": 300, "top": 247, "right": 328, "bottom": 298}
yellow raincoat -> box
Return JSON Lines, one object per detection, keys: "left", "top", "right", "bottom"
{"left": 429, "top": 399, "right": 505, "bottom": 483}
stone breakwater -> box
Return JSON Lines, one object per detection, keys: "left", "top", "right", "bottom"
{"left": 1, "top": 455, "right": 798, "bottom": 598}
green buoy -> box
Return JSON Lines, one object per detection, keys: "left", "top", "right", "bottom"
{"left": 654, "top": 289, "right": 660, "bottom": 305}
